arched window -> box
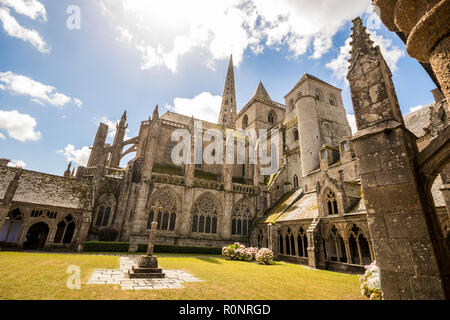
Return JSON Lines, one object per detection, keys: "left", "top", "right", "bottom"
{"left": 297, "top": 226, "right": 308, "bottom": 258}
{"left": 147, "top": 189, "right": 178, "bottom": 231}
{"left": 94, "top": 194, "right": 116, "bottom": 227}
{"left": 242, "top": 114, "right": 248, "bottom": 129}
{"left": 315, "top": 89, "right": 323, "bottom": 101}
{"left": 268, "top": 111, "right": 276, "bottom": 124}
{"left": 293, "top": 175, "right": 299, "bottom": 189}
{"left": 293, "top": 128, "right": 299, "bottom": 141}
{"left": 326, "top": 225, "right": 347, "bottom": 262}
{"left": 54, "top": 215, "right": 76, "bottom": 244}
{"left": 348, "top": 224, "right": 372, "bottom": 265}
{"left": 326, "top": 190, "right": 338, "bottom": 215}
{"left": 329, "top": 94, "right": 336, "bottom": 106}
{"left": 0, "top": 209, "right": 23, "bottom": 242}
{"left": 192, "top": 193, "right": 219, "bottom": 234}
{"left": 296, "top": 92, "right": 303, "bottom": 100}
{"left": 232, "top": 201, "right": 253, "bottom": 236}
{"left": 279, "top": 232, "right": 284, "bottom": 254}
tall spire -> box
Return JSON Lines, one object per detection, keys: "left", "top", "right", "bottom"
{"left": 218, "top": 54, "right": 237, "bottom": 128}
{"left": 348, "top": 17, "right": 377, "bottom": 68}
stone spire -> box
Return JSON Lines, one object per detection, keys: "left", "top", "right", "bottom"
{"left": 109, "top": 110, "right": 128, "bottom": 168}
{"left": 347, "top": 17, "right": 403, "bottom": 130}
{"left": 64, "top": 162, "right": 72, "bottom": 178}
{"left": 252, "top": 81, "right": 271, "bottom": 101}
{"left": 218, "top": 55, "right": 237, "bottom": 129}
{"left": 119, "top": 110, "right": 127, "bottom": 127}
{"left": 152, "top": 105, "right": 159, "bottom": 121}
{"left": 348, "top": 17, "right": 377, "bottom": 68}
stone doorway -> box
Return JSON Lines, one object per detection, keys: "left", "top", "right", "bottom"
{"left": 23, "top": 222, "right": 49, "bottom": 250}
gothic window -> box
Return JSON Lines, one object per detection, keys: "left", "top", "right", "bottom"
{"left": 53, "top": 215, "right": 76, "bottom": 244}
{"left": 0, "top": 209, "right": 23, "bottom": 242}
{"left": 326, "top": 190, "right": 338, "bottom": 215}
{"left": 327, "top": 225, "right": 347, "bottom": 262}
{"left": 293, "top": 128, "right": 299, "bottom": 141}
{"left": 315, "top": 89, "right": 323, "bottom": 101}
{"left": 94, "top": 194, "right": 116, "bottom": 227}
{"left": 231, "top": 201, "right": 253, "bottom": 236}
{"left": 242, "top": 115, "right": 248, "bottom": 129}
{"left": 31, "top": 210, "right": 43, "bottom": 218}
{"left": 341, "top": 140, "right": 349, "bottom": 152}
{"left": 268, "top": 111, "right": 276, "bottom": 124}
{"left": 296, "top": 226, "right": 308, "bottom": 258}
{"left": 329, "top": 94, "right": 336, "bottom": 106}
{"left": 279, "top": 232, "right": 284, "bottom": 254}
{"left": 192, "top": 193, "right": 219, "bottom": 234}
{"left": 293, "top": 175, "right": 299, "bottom": 189}
{"left": 147, "top": 189, "right": 178, "bottom": 231}
{"left": 349, "top": 224, "right": 372, "bottom": 265}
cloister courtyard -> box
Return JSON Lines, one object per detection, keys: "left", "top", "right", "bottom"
{"left": 0, "top": 252, "right": 364, "bottom": 300}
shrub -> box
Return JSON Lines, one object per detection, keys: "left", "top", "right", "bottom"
{"left": 222, "top": 243, "right": 273, "bottom": 264}
{"left": 98, "top": 228, "right": 119, "bottom": 242}
{"left": 360, "top": 261, "right": 383, "bottom": 300}
{"left": 255, "top": 248, "right": 274, "bottom": 265}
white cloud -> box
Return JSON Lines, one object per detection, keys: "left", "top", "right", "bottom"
{"left": 8, "top": 159, "right": 26, "bottom": 168}
{"left": 0, "top": 0, "right": 47, "bottom": 21}
{"left": 99, "top": 0, "right": 371, "bottom": 72}
{"left": 408, "top": 105, "right": 424, "bottom": 114}
{"left": 347, "top": 114, "right": 357, "bottom": 134}
{"left": 0, "top": 6, "right": 49, "bottom": 53}
{"left": 326, "top": 29, "right": 405, "bottom": 81}
{"left": 0, "top": 109, "right": 41, "bottom": 142}
{"left": 74, "top": 98, "right": 83, "bottom": 108}
{"left": 166, "top": 92, "right": 222, "bottom": 123}
{"left": 95, "top": 116, "right": 131, "bottom": 141}
{"left": 0, "top": 71, "right": 81, "bottom": 108}
{"left": 0, "top": 132, "right": 5, "bottom": 139}
{"left": 57, "top": 144, "right": 91, "bottom": 167}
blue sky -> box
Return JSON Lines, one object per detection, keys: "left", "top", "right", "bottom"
{"left": 0, "top": 0, "right": 437, "bottom": 175}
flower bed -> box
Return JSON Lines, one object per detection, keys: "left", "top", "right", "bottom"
{"left": 360, "top": 261, "right": 383, "bottom": 300}
{"left": 222, "top": 242, "right": 273, "bottom": 265}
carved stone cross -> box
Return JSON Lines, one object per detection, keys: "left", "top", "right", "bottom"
{"left": 147, "top": 220, "right": 157, "bottom": 256}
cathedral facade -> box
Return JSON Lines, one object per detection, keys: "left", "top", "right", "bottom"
{"left": 0, "top": 17, "right": 449, "bottom": 297}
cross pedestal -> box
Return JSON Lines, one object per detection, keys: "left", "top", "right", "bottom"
{"left": 127, "top": 219, "right": 165, "bottom": 279}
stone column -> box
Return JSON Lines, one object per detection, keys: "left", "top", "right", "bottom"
{"left": 343, "top": 239, "right": 351, "bottom": 264}
{"left": 0, "top": 206, "right": 10, "bottom": 232}
{"left": 76, "top": 211, "right": 92, "bottom": 252}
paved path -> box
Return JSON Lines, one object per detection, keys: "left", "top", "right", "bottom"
{"left": 87, "top": 255, "right": 202, "bottom": 290}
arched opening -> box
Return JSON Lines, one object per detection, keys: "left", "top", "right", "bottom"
{"left": 192, "top": 193, "right": 219, "bottom": 234}
{"left": 297, "top": 226, "right": 308, "bottom": 258}
{"left": 53, "top": 215, "right": 76, "bottom": 244}
{"left": 147, "top": 189, "right": 178, "bottom": 232}
{"left": 23, "top": 222, "right": 49, "bottom": 250}
{"left": 293, "top": 128, "right": 299, "bottom": 141}
{"left": 94, "top": 193, "right": 116, "bottom": 227}
{"left": 279, "top": 232, "right": 284, "bottom": 254}
{"left": 325, "top": 190, "right": 338, "bottom": 215}
{"left": 242, "top": 114, "right": 248, "bottom": 129}
{"left": 327, "top": 225, "right": 347, "bottom": 262}
{"left": 315, "top": 89, "right": 323, "bottom": 101}
{"left": 293, "top": 175, "right": 299, "bottom": 189}
{"left": 329, "top": 94, "right": 336, "bottom": 106}
{"left": 0, "top": 209, "right": 23, "bottom": 242}
{"left": 268, "top": 111, "right": 277, "bottom": 125}
{"left": 232, "top": 201, "right": 253, "bottom": 236}
{"left": 285, "top": 233, "right": 291, "bottom": 255}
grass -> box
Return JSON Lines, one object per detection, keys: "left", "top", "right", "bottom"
{"left": 0, "top": 252, "right": 364, "bottom": 300}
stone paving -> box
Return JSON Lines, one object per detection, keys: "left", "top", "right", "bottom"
{"left": 87, "top": 255, "right": 202, "bottom": 290}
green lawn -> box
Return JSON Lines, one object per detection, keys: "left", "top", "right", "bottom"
{"left": 0, "top": 252, "right": 364, "bottom": 300}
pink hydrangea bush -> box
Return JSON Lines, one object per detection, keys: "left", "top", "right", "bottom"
{"left": 222, "top": 243, "right": 273, "bottom": 264}
{"left": 360, "top": 261, "right": 383, "bottom": 300}
{"left": 255, "top": 248, "right": 274, "bottom": 265}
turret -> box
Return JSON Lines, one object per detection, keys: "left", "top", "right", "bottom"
{"left": 87, "top": 122, "right": 108, "bottom": 167}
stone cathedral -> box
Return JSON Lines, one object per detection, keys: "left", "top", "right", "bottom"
{"left": 1, "top": 5, "right": 450, "bottom": 300}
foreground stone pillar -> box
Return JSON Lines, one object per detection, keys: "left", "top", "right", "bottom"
{"left": 348, "top": 18, "right": 450, "bottom": 299}
{"left": 76, "top": 211, "right": 92, "bottom": 252}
